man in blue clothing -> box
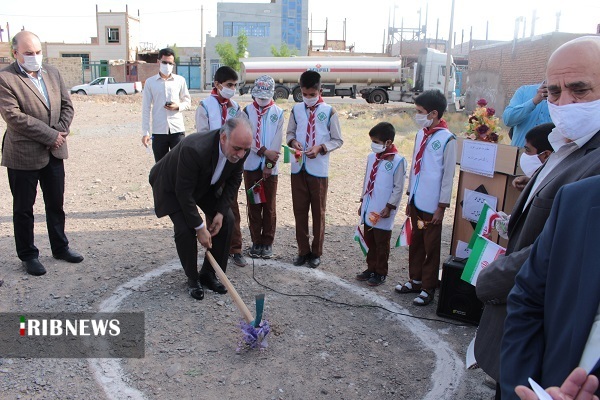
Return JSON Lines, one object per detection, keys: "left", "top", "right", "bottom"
{"left": 502, "top": 82, "right": 551, "bottom": 147}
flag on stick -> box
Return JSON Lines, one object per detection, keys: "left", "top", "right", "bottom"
{"left": 354, "top": 225, "right": 369, "bottom": 256}
{"left": 461, "top": 235, "right": 506, "bottom": 285}
{"left": 395, "top": 217, "right": 412, "bottom": 247}
{"left": 281, "top": 144, "right": 303, "bottom": 165}
{"left": 247, "top": 180, "right": 266, "bottom": 205}
{"left": 468, "top": 202, "right": 500, "bottom": 249}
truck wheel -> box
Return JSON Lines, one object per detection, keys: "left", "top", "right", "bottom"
{"left": 368, "top": 89, "right": 387, "bottom": 104}
{"left": 274, "top": 86, "right": 289, "bottom": 101}
{"left": 116, "top": 89, "right": 127, "bottom": 95}
{"left": 77, "top": 90, "right": 87, "bottom": 95}
{"left": 292, "top": 87, "right": 303, "bottom": 103}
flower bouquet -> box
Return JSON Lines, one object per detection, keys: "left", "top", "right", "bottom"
{"left": 465, "top": 99, "right": 502, "bottom": 143}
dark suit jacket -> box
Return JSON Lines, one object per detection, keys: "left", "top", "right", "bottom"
{"left": 0, "top": 61, "right": 74, "bottom": 170}
{"left": 149, "top": 130, "right": 244, "bottom": 229}
{"left": 500, "top": 176, "right": 600, "bottom": 399}
{"left": 475, "top": 130, "right": 600, "bottom": 380}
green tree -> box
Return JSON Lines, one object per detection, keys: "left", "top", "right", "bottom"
{"left": 215, "top": 31, "right": 248, "bottom": 71}
{"left": 271, "top": 43, "right": 298, "bottom": 57}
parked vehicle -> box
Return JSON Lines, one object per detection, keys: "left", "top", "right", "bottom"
{"left": 238, "top": 48, "right": 457, "bottom": 107}
{"left": 70, "top": 77, "right": 142, "bottom": 96}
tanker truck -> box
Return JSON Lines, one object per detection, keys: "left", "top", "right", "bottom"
{"left": 238, "top": 48, "right": 457, "bottom": 106}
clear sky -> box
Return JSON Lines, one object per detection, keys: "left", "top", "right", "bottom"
{"left": 0, "top": 0, "right": 598, "bottom": 53}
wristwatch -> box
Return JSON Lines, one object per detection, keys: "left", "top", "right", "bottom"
{"left": 265, "top": 161, "right": 274, "bottom": 169}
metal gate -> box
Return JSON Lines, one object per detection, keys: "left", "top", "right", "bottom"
{"left": 176, "top": 62, "right": 202, "bottom": 89}
{"left": 81, "top": 61, "right": 109, "bottom": 84}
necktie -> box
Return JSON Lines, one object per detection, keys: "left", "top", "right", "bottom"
{"left": 253, "top": 100, "right": 273, "bottom": 149}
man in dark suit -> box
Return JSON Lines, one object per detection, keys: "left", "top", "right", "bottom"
{"left": 475, "top": 35, "right": 600, "bottom": 398}
{"left": 149, "top": 117, "right": 252, "bottom": 300}
{"left": 501, "top": 176, "right": 600, "bottom": 399}
{"left": 0, "top": 31, "right": 83, "bottom": 276}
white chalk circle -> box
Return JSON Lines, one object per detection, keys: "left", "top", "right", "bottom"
{"left": 89, "top": 259, "right": 464, "bottom": 399}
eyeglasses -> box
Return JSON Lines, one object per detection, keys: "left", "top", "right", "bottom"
{"left": 160, "top": 61, "right": 175, "bottom": 66}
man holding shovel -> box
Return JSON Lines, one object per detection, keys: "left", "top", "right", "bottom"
{"left": 149, "top": 118, "right": 253, "bottom": 300}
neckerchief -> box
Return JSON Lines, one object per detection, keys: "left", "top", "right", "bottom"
{"left": 253, "top": 100, "right": 274, "bottom": 149}
{"left": 364, "top": 144, "right": 399, "bottom": 198}
{"left": 413, "top": 119, "right": 448, "bottom": 175}
{"left": 211, "top": 87, "right": 231, "bottom": 125}
{"left": 305, "top": 97, "right": 324, "bottom": 148}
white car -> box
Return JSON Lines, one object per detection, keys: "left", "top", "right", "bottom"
{"left": 71, "top": 77, "right": 142, "bottom": 95}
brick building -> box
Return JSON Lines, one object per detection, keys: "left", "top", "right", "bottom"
{"left": 464, "top": 32, "right": 591, "bottom": 114}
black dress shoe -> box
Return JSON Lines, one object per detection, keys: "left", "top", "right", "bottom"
{"left": 187, "top": 279, "right": 205, "bottom": 300}
{"left": 308, "top": 256, "right": 321, "bottom": 268}
{"left": 53, "top": 249, "right": 84, "bottom": 263}
{"left": 23, "top": 259, "right": 46, "bottom": 276}
{"left": 199, "top": 275, "right": 227, "bottom": 294}
{"left": 293, "top": 253, "right": 311, "bottom": 266}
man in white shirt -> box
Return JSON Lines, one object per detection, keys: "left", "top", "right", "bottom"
{"left": 142, "top": 48, "right": 191, "bottom": 162}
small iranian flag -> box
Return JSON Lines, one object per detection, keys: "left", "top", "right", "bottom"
{"left": 247, "top": 181, "right": 266, "bottom": 205}
{"left": 281, "top": 144, "right": 302, "bottom": 165}
{"left": 461, "top": 235, "right": 506, "bottom": 285}
{"left": 354, "top": 225, "right": 369, "bottom": 256}
{"left": 468, "top": 202, "right": 500, "bottom": 250}
{"left": 395, "top": 217, "right": 412, "bottom": 247}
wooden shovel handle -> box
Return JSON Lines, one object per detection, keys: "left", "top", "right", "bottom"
{"left": 206, "top": 251, "right": 254, "bottom": 323}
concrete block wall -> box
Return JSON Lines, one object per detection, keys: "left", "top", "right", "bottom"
{"left": 465, "top": 32, "right": 586, "bottom": 114}
{"left": 45, "top": 57, "right": 83, "bottom": 89}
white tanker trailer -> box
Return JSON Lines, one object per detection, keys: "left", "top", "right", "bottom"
{"left": 238, "top": 48, "right": 457, "bottom": 105}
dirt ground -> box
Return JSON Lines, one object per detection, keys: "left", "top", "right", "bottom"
{"left": 0, "top": 94, "right": 494, "bottom": 399}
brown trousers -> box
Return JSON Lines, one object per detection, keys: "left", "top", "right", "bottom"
{"left": 243, "top": 169, "right": 278, "bottom": 245}
{"left": 229, "top": 191, "right": 243, "bottom": 254}
{"left": 291, "top": 170, "right": 328, "bottom": 257}
{"left": 364, "top": 227, "right": 393, "bottom": 276}
{"left": 408, "top": 202, "right": 442, "bottom": 291}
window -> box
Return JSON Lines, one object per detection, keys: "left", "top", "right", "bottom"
{"left": 223, "top": 21, "right": 270, "bottom": 37}
{"left": 107, "top": 28, "right": 120, "bottom": 44}
{"left": 62, "top": 53, "right": 90, "bottom": 69}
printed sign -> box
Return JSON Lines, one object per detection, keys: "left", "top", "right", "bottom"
{"left": 462, "top": 189, "right": 498, "bottom": 223}
{"left": 460, "top": 140, "right": 498, "bottom": 178}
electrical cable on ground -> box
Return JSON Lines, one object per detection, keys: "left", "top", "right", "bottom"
{"left": 248, "top": 257, "right": 472, "bottom": 328}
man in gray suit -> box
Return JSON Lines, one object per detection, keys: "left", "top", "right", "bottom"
{"left": 0, "top": 31, "right": 83, "bottom": 276}
{"left": 474, "top": 35, "right": 600, "bottom": 399}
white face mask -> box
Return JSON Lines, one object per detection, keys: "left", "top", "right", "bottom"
{"left": 519, "top": 153, "right": 543, "bottom": 178}
{"left": 303, "top": 96, "right": 319, "bottom": 108}
{"left": 255, "top": 98, "right": 271, "bottom": 107}
{"left": 159, "top": 63, "right": 173, "bottom": 77}
{"left": 219, "top": 86, "right": 236, "bottom": 99}
{"left": 547, "top": 99, "right": 600, "bottom": 142}
{"left": 414, "top": 113, "right": 433, "bottom": 128}
{"left": 371, "top": 142, "right": 386, "bottom": 154}
{"left": 22, "top": 53, "right": 43, "bottom": 72}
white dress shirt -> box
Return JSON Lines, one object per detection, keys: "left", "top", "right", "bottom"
{"left": 142, "top": 73, "right": 191, "bottom": 136}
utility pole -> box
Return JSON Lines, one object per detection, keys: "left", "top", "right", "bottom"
{"left": 443, "top": 0, "right": 455, "bottom": 102}
{"left": 555, "top": 11, "right": 561, "bottom": 32}
{"left": 522, "top": 17, "right": 527, "bottom": 38}
{"left": 201, "top": 5, "right": 206, "bottom": 90}
{"left": 424, "top": 3, "right": 429, "bottom": 44}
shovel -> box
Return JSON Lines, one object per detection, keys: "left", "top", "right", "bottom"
{"left": 206, "top": 251, "right": 270, "bottom": 349}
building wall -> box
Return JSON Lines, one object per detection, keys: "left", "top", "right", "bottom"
{"left": 43, "top": 9, "right": 139, "bottom": 63}
{"left": 205, "top": 0, "right": 308, "bottom": 87}
{"left": 465, "top": 32, "right": 587, "bottom": 114}
{"left": 46, "top": 57, "right": 83, "bottom": 89}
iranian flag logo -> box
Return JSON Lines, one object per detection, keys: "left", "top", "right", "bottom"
{"left": 20, "top": 316, "right": 26, "bottom": 336}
